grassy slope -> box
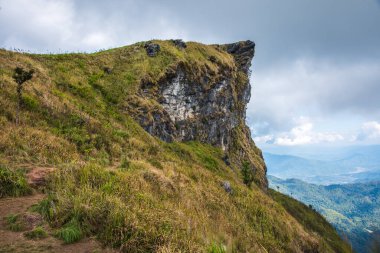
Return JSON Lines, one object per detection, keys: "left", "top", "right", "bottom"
{"left": 0, "top": 41, "right": 350, "bottom": 252}
{"left": 269, "top": 189, "right": 352, "bottom": 253}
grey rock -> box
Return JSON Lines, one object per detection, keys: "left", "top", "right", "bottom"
{"left": 130, "top": 41, "right": 255, "bottom": 153}
{"left": 223, "top": 155, "right": 231, "bottom": 166}
{"left": 171, "top": 39, "right": 187, "bottom": 49}
{"left": 221, "top": 181, "right": 232, "bottom": 194}
{"left": 126, "top": 40, "right": 268, "bottom": 189}
{"left": 225, "top": 40, "right": 255, "bottom": 73}
{"left": 143, "top": 66, "right": 240, "bottom": 151}
{"left": 144, "top": 42, "right": 160, "bottom": 57}
{"left": 103, "top": 66, "right": 112, "bottom": 74}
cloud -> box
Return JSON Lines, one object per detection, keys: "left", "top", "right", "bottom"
{"left": 0, "top": 0, "right": 187, "bottom": 52}
{"left": 1, "top": 0, "right": 380, "bottom": 146}
{"left": 1, "top": 0, "right": 380, "bottom": 60}
{"left": 0, "top": 0, "right": 76, "bottom": 51}
{"left": 254, "top": 117, "right": 344, "bottom": 146}
{"left": 248, "top": 58, "right": 380, "bottom": 136}
{"left": 253, "top": 134, "right": 275, "bottom": 144}
{"left": 356, "top": 121, "right": 380, "bottom": 141}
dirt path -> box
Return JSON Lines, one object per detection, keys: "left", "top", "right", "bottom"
{"left": 0, "top": 194, "right": 117, "bottom": 253}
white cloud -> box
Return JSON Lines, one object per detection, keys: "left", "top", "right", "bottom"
{"left": 0, "top": 0, "right": 187, "bottom": 53}
{"left": 0, "top": 0, "right": 76, "bottom": 51}
{"left": 247, "top": 57, "right": 380, "bottom": 148}
{"left": 254, "top": 117, "right": 344, "bottom": 146}
{"left": 253, "top": 134, "right": 274, "bottom": 144}
{"left": 81, "top": 32, "right": 114, "bottom": 49}
{"left": 356, "top": 121, "right": 380, "bottom": 141}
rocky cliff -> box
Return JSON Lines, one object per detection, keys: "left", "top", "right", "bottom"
{"left": 127, "top": 40, "right": 267, "bottom": 188}
{"left": 0, "top": 41, "right": 351, "bottom": 252}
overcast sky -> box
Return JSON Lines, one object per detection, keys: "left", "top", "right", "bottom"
{"left": 1, "top": 0, "right": 380, "bottom": 151}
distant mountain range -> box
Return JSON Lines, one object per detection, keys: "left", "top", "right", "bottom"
{"left": 268, "top": 176, "right": 380, "bottom": 253}
{"left": 264, "top": 145, "right": 380, "bottom": 185}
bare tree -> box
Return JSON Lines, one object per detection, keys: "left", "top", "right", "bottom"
{"left": 12, "top": 67, "right": 34, "bottom": 125}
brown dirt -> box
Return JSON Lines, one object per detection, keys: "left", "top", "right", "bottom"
{"left": 26, "top": 167, "right": 56, "bottom": 187}
{"left": 0, "top": 194, "right": 118, "bottom": 253}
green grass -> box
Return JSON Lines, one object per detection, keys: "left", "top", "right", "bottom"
{"left": 207, "top": 242, "right": 226, "bottom": 253}
{"left": 119, "top": 156, "right": 130, "bottom": 169}
{"left": 30, "top": 159, "right": 348, "bottom": 252}
{"left": 56, "top": 219, "right": 83, "bottom": 244}
{"left": 6, "top": 214, "right": 25, "bottom": 232}
{"left": 24, "top": 226, "right": 48, "bottom": 239}
{"left": 0, "top": 167, "right": 32, "bottom": 198}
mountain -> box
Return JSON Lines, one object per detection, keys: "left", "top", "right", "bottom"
{"left": 0, "top": 40, "right": 350, "bottom": 252}
{"left": 269, "top": 176, "right": 380, "bottom": 253}
{"left": 264, "top": 148, "right": 380, "bottom": 185}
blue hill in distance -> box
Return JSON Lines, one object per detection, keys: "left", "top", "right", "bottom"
{"left": 264, "top": 145, "right": 380, "bottom": 185}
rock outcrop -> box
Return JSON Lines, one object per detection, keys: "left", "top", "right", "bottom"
{"left": 144, "top": 42, "right": 161, "bottom": 57}
{"left": 225, "top": 40, "right": 255, "bottom": 73}
{"left": 135, "top": 41, "right": 253, "bottom": 149}
{"left": 128, "top": 40, "right": 267, "bottom": 188}
{"left": 170, "top": 39, "right": 187, "bottom": 49}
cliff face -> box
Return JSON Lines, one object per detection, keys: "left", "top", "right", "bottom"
{"left": 137, "top": 41, "right": 253, "bottom": 149}
{"left": 128, "top": 40, "right": 267, "bottom": 188}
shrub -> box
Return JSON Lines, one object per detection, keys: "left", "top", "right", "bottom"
{"left": 148, "top": 158, "right": 163, "bottom": 170}
{"left": 12, "top": 67, "right": 34, "bottom": 124}
{"left": 120, "top": 156, "right": 130, "bottom": 169}
{"left": 0, "top": 167, "right": 32, "bottom": 198}
{"left": 56, "top": 219, "right": 82, "bottom": 244}
{"left": 24, "top": 226, "right": 48, "bottom": 239}
{"left": 207, "top": 242, "right": 226, "bottom": 253}
{"left": 22, "top": 94, "right": 39, "bottom": 111}
{"left": 241, "top": 161, "right": 254, "bottom": 187}
{"left": 6, "top": 214, "right": 25, "bottom": 231}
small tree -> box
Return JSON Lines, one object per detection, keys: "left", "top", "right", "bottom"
{"left": 241, "top": 161, "right": 254, "bottom": 187}
{"left": 12, "top": 67, "right": 34, "bottom": 125}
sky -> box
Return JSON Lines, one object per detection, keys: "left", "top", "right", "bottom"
{"left": 1, "top": 0, "right": 380, "bottom": 152}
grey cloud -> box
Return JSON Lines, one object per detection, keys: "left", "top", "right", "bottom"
{"left": 0, "top": 0, "right": 187, "bottom": 52}
{"left": 1, "top": 0, "right": 380, "bottom": 145}
{"left": 1, "top": 0, "right": 380, "bottom": 64}
{"left": 248, "top": 59, "right": 380, "bottom": 135}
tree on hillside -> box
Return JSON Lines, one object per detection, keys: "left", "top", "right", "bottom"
{"left": 12, "top": 67, "right": 34, "bottom": 125}
{"left": 242, "top": 161, "right": 254, "bottom": 187}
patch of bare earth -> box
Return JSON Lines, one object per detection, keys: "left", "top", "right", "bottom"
{"left": 0, "top": 167, "right": 117, "bottom": 253}
{"left": 26, "top": 167, "right": 56, "bottom": 188}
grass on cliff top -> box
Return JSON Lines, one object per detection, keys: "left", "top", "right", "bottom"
{"left": 0, "top": 40, "right": 235, "bottom": 166}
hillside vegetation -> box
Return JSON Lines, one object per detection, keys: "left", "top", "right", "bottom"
{"left": 269, "top": 175, "right": 380, "bottom": 253}
{"left": 0, "top": 40, "right": 350, "bottom": 252}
